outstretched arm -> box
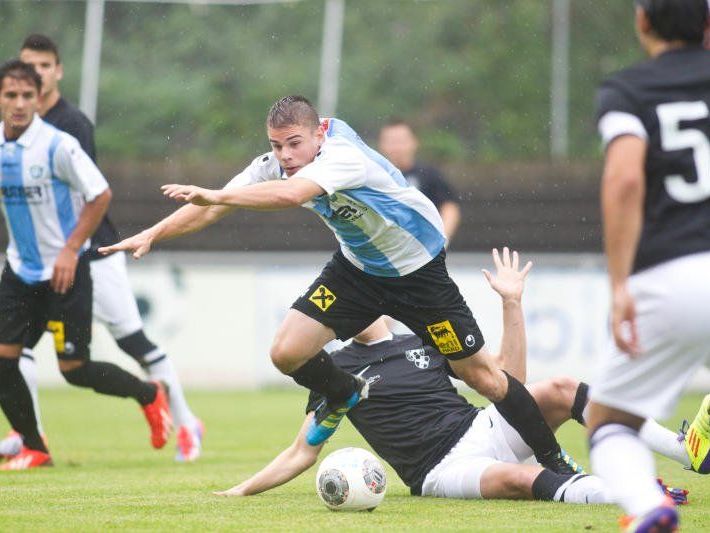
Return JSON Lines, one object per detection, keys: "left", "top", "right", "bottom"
{"left": 98, "top": 202, "right": 233, "bottom": 259}
{"left": 482, "top": 247, "right": 532, "bottom": 382}
{"left": 215, "top": 413, "right": 323, "bottom": 497}
{"left": 161, "top": 178, "right": 325, "bottom": 209}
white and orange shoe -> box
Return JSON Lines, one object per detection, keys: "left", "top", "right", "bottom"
{"left": 142, "top": 381, "right": 173, "bottom": 449}
{"left": 618, "top": 497, "right": 678, "bottom": 533}
{"left": 175, "top": 419, "right": 204, "bottom": 463}
{"left": 0, "top": 447, "right": 53, "bottom": 470}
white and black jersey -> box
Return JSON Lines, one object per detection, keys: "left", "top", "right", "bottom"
{"left": 44, "top": 97, "right": 119, "bottom": 259}
{"left": 597, "top": 45, "right": 710, "bottom": 272}
{"left": 306, "top": 335, "right": 480, "bottom": 495}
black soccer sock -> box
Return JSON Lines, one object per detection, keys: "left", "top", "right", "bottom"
{"left": 62, "top": 361, "right": 157, "bottom": 406}
{"left": 493, "top": 371, "right": 561, "bottom": 464}
{"left": 116, "top": 330, "right": 165, "bottom": 368}
{"left": 0, "top": 357, "right": 47, "bottom": 452}
{"left": 531, "top": 469, "right": 575, "bottom": 501}
{"left": 571, "top": 382, "right": 589, "bottom": 426}
{"left": 289, "top": 351, "right": 359, "bottom": 403}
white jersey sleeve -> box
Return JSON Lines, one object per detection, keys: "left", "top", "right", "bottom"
{"left": 225, "top": 152, "right": 282, "bottom": 188}
{"left": 52, "top": 134, "right": 108, "bottom": 201}
{"left": 292, "top": 137, "right": 366, "bottom": 195}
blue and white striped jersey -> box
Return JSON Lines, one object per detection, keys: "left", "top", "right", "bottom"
{"left": 0, "top": 115, "right": 109, "bottom": 283}
{"left": 227, "top": 118, "right": 446, "bottom": 277}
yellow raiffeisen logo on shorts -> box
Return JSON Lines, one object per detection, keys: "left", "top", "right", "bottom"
{"left": 309, "top": 285, "right": 336, "bottom": 311}
{"left": 427, "top": 320, "right": 463, "bottom": 355}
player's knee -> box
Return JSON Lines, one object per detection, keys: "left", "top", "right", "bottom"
{"left": 59, "top": 359, "right": 87, "bottom": 381}
{"left": 269, "top": 337, "right": 300, "bottom": 373}
{"left": 545, "top": 376, "right": 579, "bottom": 408}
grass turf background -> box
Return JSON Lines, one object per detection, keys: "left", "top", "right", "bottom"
{"left": 0, "top": 389, "right": 707, "bottom": 531}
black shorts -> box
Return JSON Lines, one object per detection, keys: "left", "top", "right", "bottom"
{"left": 292, "top": 250, "right": 484, "bottom": 360}
{"left": 0, "top": 258, "right": 92, "bottom": 361}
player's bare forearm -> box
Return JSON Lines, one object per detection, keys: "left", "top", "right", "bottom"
{"left": 496, "top": 299, "right": 526, "bottom": 382}
{"left": 65, "top": 188, "right": 112, "bottom": 252}
{"left": 601, "top": 136, "right": 646, "bottom": 288}
{"left": 163, "top": 178, "right": 325, "bottom": 210}
{"left": 215, "top": 415, "right": 322, "bottom": 497}
{"left": 149, "top": 203, "right": 232, "bottom": 243}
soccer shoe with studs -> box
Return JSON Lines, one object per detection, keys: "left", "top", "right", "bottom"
{"left": 656, "top": 478, "right": 688, "bottom": 506}
{"left": 306, "top": 377, "right": 369, "bottom": 446}
{"left": 683, "top": 393, "right": 710, "bottom": 474}
{"left": 175, "top": 419, "right": 204, "bottom": 463}
{"left": 142, "top": 381, "right": 173, "bottom": 449}
{"left": 618, "top": 497, "right": 678, "bottom": 533}
{"left": 541, "top": 447, "right": 586, "bottom": 475}
{"left": 0, "top": 447, "right": 53, "bottom": 470}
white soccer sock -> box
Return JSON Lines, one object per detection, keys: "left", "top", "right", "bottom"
{"left": 145, "top": 355, "right": 197, "bottom": 429}
{"left": 640, "top": 418, "right": 691, "bottom": 468}
{"left": 554, "top": 474, "right": 612, "bottom": 504}
{"left": 19, "top": 348, "right": 44, "bottom": 435}
{"left": 590, "top": 424, "right": 665, "bottom": 516}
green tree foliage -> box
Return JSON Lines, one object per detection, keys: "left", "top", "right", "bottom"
{"left": 0, "top": 0, "right": 641, "bottom": 165}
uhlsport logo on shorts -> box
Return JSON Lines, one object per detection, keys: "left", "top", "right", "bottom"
{"left": 308, "top": 285, "right": 336, "bottom": 311}
{"left": 426, "top": 320, "right": 463, "bottom": 355}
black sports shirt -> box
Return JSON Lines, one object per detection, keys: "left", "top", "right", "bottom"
{"left": 306, "top": 334, "right": 479, "bottom": 495}
{"left": 402, "top": 164, "right": 460, "bottom": 211}
{"left": 44, "top": 97, "right": 119, "bottom": 259}
{"left": 596, "top": 46, "right": 710, "bottom": 273}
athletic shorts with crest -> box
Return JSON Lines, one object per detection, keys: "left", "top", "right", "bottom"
{"left": 291, "top": 250, "right": 484, "bottom": 360}
{"left": 0, "top": 256, "right": 92, "bottom": 361}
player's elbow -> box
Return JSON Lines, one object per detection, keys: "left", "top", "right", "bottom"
{"left": 603, "top": 170, "right": 643, "bottom": 200}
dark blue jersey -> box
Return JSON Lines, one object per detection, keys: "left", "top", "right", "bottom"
{"left": 596, "top": 46, "right": 710, "bottom": 272}
{"left": 306, "top": 334, "right": 479, "bottom": 494}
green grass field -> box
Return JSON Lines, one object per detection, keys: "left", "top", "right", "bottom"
{"left": 0, "top": 388, "right": 707, "bottom": 532}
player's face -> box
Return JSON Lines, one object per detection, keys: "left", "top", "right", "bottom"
{"left": 268, "top": 123, "right": 324, "bottom": 177}
{"left": 0, "top": 77, "right": 39, "bottom": 136}
{"left": 19, "top": 49, "right": 62, "bottom": 97}
{"left": 378, "top": 125, "right": 418, "bottom": 171}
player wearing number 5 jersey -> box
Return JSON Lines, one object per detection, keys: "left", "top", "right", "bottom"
{"left": 587, "top": 1, "right": 710, "bottom": 532}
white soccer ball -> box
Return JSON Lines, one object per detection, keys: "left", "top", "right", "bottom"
{"left": 315, "top": 447, "right": 387, "bottom": 512}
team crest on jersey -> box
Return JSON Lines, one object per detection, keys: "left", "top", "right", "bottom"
{"left": 426, "top": 320, "right": 463, "bottom": 355}
{"left": 29, "top": 165, "right": 45, "bottom": 179}
{"left": 405, "top": 348, "right": 430, "bottom": 369}
{"left": 308, "top": 285, "right": 336, "bottom": 311}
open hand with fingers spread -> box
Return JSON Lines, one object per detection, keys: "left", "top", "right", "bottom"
{"left": 161, "top": 184, "right": 221, "bottom": 206}
{"left": 482, "top": 247, "right": 533, "bottom": 302}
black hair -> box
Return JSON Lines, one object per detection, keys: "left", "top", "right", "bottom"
{"left": 635, "top": 0, "right": 709, "bottom": 44}
{"left": 21, "top": 34, "right": 61, "bottom": 64}
{"left": 0, "top": 59, "right": 42, "bottom": 93}
{"left": 266, "top": 95, "right": 320, "bottom": 130}
{"left": 381, "top": 117, "right": 417, "bottom": 135}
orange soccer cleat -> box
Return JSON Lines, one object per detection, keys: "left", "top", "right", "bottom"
{"left": 142, "top": 381, "right": 173, "bottom": 449}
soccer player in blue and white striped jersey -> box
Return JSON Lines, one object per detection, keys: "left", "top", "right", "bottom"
{"left": 102, "top": 96, "right": 575, "bottom": 475}
{"left": 0, "top": 60, "right": 171, "bottom": 469}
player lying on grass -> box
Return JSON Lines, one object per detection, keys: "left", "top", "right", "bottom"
{"left": 216, "top": 250, "right": 692, "bottom": 504}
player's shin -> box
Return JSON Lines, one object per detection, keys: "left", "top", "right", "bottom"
{"left": 289, "top": 350, "right": 359, "bottom": 402}
{"left": 532, "top": 469, "right": 611, "bottom": 504}
{"left": 0, "top": 357, "right": 47, "bottom": 453}
{"left": 640, "top": 418, "right": 691, "bottom": 468}
{"left": 589, "top": 422, "right": 665, "bottom": 516}
{"left": 61, "top": 360, "right": 157, "bottom": 405}
{"left": 494, "top": 371, "right": 573, "bottom": 472}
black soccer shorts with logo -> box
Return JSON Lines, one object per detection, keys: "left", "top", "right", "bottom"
{"left": 0, "top": 257, "right": 93, "bottom": 361}
{"left": 292, "top": 250, "right": 484, "bottom": 360}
